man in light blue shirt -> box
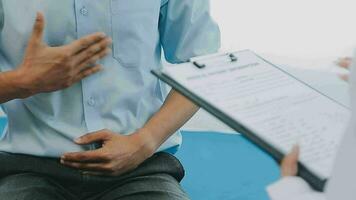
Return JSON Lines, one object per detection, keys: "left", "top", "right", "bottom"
{"left": 0, "top": 0, "right": 220, "bottom": 199}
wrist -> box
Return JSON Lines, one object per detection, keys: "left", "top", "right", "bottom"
{"left": 11, "top": 68, "right": 36, "bottom": 99}
{"left": 135, "top": 128, "right": 160, "bottom": 157}
{"left": 0, "top": 69, "right": 34, "bottom": 99}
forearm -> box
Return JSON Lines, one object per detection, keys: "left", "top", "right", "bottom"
{"left": 140, "top": 89, "right": 199, "bottom": 150}
{"left": 0, "top": 69, "right": 31, "bottom": 103}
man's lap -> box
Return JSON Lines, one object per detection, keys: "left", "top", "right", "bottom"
{"left": 0, "top": 173, "right": 73, "bottom": 200}
{"left": 0, "top": 152, "right": 189, "bottom": 200}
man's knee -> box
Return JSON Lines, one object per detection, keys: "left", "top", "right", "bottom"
{"left": 102, "top": 173, "right": 190, "bottom": 200}
{"left": 133, "top": 174, "right": 190, "bottom": 200}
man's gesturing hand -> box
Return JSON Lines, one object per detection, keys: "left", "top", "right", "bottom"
{"left": 15, "top": 12, "right": 112, "bottom": 97}
{"left": 61, "top": 129, "right": 157, "bottom": 176}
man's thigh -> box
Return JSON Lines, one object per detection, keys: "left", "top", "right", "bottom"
{"left": 100, "top": 173, "right": 190, "bottom": 200}
{"left": 92, "top": 152, "right": 190, "bottom": 200}
{"left": 0, "top": 173, "right": 73, "bottom": 200}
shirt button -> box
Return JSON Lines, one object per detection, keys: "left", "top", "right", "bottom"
{"left": 87, "top": 97, "right": 96, "bottom": 106}
{"left": 80, "top": 7, "right": 89, "bottom": 16}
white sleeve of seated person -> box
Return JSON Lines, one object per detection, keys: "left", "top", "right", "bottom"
{"left": 267, "top": 177, "right": 325, "bottom": 200}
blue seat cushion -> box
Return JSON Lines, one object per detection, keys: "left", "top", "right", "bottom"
{"left": 176, "top": 131, "right": 279, "bottom": 200}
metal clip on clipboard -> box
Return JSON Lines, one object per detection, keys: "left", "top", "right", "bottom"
{"left": 189, "top": 52, "right": 238, "bottom": 69}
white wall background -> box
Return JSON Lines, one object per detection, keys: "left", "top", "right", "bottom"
{"left": 210, "top": 0, "right": 356, "bottom": 61}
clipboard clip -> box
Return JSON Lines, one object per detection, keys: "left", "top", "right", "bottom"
{"left": 229, "top": 53, "right": 238, "bottom": 62}
{"left": 192, "top": 61, "right": 206, "bottom": 69}
{"left": 191, "top": 53, "right": 238, "bottom": 69}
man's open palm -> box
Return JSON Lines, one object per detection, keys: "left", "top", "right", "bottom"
{"left": 17, "top": 12, "right": 112, "bottom": 97}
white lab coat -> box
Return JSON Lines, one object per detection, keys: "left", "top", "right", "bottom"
{"left": 267, "top": 52, "right": 356, "bottom": 200}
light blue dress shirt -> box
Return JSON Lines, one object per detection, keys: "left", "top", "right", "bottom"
{"left": 0, "top": 0, "right": 220, "bottom": 158}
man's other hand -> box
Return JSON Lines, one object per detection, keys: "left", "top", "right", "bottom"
{"left": 15, "top": 12, "right": 112, "bottom": 98}
{"left": 60, "top": 129, "right": 157, "bottom": 176}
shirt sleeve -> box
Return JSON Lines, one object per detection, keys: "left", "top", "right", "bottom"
{"left": 267, "top": 177, "right": 326, "bottom": 200}
{"left": 159, "top": 0, "right": 221, "bottom": 63}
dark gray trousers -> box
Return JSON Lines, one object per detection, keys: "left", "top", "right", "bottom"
{"left": 0, "top": 152, "right": 190, "bottom": 200}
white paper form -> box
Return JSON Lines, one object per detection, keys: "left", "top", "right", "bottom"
{"left": 163, "top": 50, "right": 351, "bottom": 179}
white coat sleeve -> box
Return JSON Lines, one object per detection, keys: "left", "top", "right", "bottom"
{"left": 267, "top": 177, "right": 326, "bottom": 200}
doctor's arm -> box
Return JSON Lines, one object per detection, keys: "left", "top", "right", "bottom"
{"left": 0, "top": 13, "right": 111, "bottom": 104}
{"left": 267, "top": 146, "right": 325, "bottom": 200}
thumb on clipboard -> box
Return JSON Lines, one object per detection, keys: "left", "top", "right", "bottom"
{"left": 281, "top": 145, "right": 300, "bottom": 177}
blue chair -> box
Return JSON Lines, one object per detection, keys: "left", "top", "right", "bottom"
{"left": 176, "top": 131, "right": 279, "bottom": 200}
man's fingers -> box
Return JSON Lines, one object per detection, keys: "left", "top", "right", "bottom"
{"left": 76, "top": 48, "right": 110, "bottom": 73}
{"left": 60, "top": 161, "right": 111, "bottom": 172}
{"left": 75, "top": 38, "right": 111, "bottom": 64}
{"left": 61, "top": 149, "right": 110, "bottom": 163}
{"left": 75, "top": 130, "right": 113, "bottom": 145}
{"left": 73, "top": 37, "right": 112, "bottom": 67}
{"left": 29, "top": 12, "right": 45, "bottom": 45}
{"left": 67, "top": 32, "right": 107, "bottom": 55}
{"left": 71, "top": 64, "right": 103, "bottom": 83}
{"left": 82, "top": 171, "right": 108, "bottom": 176}
{"left": 60, "top": 161, "right": 127, "bottom": 176}
{"left": 281, "top": 145, "right": 299, "bottom": 177}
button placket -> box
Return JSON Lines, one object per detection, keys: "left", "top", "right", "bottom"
{"left": 74, "top": 0, "right": 105, "bottom": 134}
